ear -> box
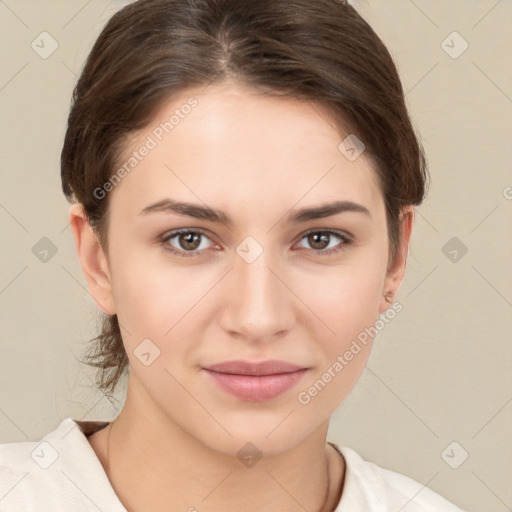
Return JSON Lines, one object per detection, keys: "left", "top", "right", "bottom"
{"left": 378, "top": 205, "right": 414, "bottom": 315}
{"left": 68, "top": 203, "right": 116, "bottom": 315}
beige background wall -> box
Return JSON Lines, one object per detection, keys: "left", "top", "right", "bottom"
{"left": 1, "top": 1, "right": 511, "bottom": 510}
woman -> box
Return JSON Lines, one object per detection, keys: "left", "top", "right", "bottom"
{"left": 0, "top": 0, "right": 465, "bottom": 510}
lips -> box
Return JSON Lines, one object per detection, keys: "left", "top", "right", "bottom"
{"left": 204, "top": 359, "right": 307, "bottom": 376}
{"left": 202, "top": 360, "right": 310, "bottom": 401}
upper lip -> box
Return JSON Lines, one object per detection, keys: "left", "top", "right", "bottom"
{"left": 203, "top": 360, "right": 308, "bottom": 376}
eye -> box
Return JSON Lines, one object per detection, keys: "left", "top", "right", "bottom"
{"left": 159, "top": 228, "right": 352, "bottom": 258}
{"left": 159, "top": 229, "right": 216, "bottom": 258}
{"left": 295, "top": 229, "right": 352, "bottom": 256}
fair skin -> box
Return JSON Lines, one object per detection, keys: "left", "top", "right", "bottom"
{"left": 69, "top": 79, "right": 413, "bottom": 512}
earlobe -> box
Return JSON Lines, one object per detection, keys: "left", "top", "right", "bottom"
{"left": 68, "top": 203, "right": 116, "bottom": 316}
{"left": 378, "top": 206, "right": 414, "bottom": 314}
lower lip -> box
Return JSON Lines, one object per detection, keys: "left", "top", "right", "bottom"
{"left": 202, "top": 369, "right": 309, "bottom": 401}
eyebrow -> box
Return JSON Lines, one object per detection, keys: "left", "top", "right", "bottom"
{"left": 139, "top": 198, "right": 371, "bottom": 224}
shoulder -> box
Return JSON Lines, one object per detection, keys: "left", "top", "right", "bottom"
{"left": 329, "top": 443, "right": 466, "bottom": 512}
{"left": 0, "top": 417, "right": 124, "bottom": 511}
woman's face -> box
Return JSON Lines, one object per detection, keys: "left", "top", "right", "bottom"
{"left": 75, "top": 80, "right": 411, "bottom": 456}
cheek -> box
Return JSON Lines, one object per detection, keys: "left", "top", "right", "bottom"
{"left": 294, "top": 266, "right": 384, "bottom": 414}
{"left": 108, "top": 247, "right": 213, "bottom": 343}
{"left": 294, "top": 256, "right": 386, "bottom": 341}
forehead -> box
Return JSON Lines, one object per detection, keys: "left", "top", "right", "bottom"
{"left": 109, "top": 80, "right": 383, "bottom": 219}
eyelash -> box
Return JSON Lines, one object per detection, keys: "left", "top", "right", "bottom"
{"left": 159, "top": 228, "right": 353, "bottom": 258}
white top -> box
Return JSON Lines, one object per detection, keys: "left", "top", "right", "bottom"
{"left": 0, "top": 417, "right": 465, "bottom": 511}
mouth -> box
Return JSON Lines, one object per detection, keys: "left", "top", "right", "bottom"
{"left": 203, "top": 359, "right": 308, "bottom": 376}
{"left": 201, "top": 360, "right": 310, "bottom": 401}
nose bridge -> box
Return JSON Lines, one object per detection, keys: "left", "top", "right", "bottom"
{"left": 220, "top": 240, "right": 292, "bottom": 340}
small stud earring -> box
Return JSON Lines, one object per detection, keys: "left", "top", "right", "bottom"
{"left": 384, "top": 291, "right": 393, "bottom": 303}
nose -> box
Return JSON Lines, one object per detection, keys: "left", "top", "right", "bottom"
{"left": 218, "top": 244, "right": 295, "bottom": 343}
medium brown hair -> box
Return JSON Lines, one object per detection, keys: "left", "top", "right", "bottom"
{"left": 61, "top": 0, "right": 429, "bottom": 400}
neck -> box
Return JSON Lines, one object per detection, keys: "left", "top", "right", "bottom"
{"left": 90, "top": 382, "right": 345, "bottom": 512}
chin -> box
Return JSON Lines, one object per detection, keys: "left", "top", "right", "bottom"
{"left": 197, "top": 417, "right": 312, "bottom": 460}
